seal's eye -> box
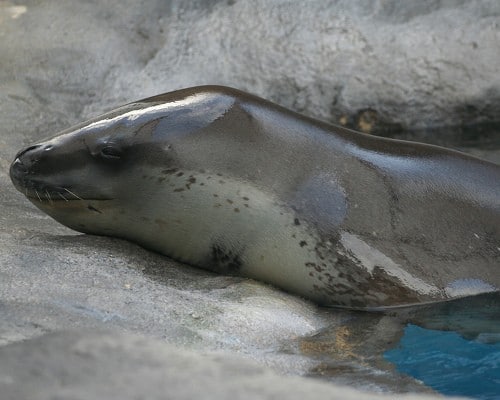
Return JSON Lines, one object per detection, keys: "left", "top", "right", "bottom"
{"left": 100, "top": 146, "right": 122, "bottom": 160}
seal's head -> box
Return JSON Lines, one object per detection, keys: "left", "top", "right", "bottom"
{"left": 9, "top": 86, "right": 236, "bottom": 238}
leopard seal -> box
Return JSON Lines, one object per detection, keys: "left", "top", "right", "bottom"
{"left": 9, "top": 86, "right": 500, "bottom": 309}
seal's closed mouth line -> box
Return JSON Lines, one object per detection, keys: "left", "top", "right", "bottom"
{"left": 27, "top": 196, "right": 114, "bottom": 202}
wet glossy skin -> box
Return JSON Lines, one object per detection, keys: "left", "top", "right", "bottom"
{"left": 10, "top": 86, "right": 500, "bottom": 308}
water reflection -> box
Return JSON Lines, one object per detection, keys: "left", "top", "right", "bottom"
{"left": 293, "top": 292, "right": 500, "bottom": 395}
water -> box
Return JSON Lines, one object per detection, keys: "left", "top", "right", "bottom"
{"left": 379, "top": 132, "right": 500, "bottom": 399}
{"left": 385, "top": 324, "right": 500, "bottom": 399}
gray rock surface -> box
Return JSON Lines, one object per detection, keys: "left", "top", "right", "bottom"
{"left": 0, "top": 1, "right": 498, "bottom": 399}
{"left": 0, "top": 330, "right": 464, "bottom": 400}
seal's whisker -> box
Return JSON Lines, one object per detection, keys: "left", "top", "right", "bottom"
{"left": 45, "top": 190, "right": 52, "bottom": 203}
{"left": 58, "top": 192, "right": 69, "bottom": 202}
{"left": 64, "top": 188, "right": 83, "bottom": 200}
{"left": 35, "top": 189, "right": 42, "bottom": 202}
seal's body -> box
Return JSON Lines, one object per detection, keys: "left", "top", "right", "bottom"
{"left": 10, "top": 86, "right": 500, "bottom": 308}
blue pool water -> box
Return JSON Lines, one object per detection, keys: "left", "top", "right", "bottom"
{"left": 384, "top": 324, "right": 500, "bottom": 399}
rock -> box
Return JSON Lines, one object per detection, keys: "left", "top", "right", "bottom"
{"left": 0, "top": 330, "right": 463, "bottom": 400}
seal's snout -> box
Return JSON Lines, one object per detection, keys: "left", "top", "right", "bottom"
{"left": 10, "top": 143, "right": 53, "bottom": 191}
{"left": 11, "top": 143, "right": 55, "bottom": 172}
{"left": 10, "top": 144, "right": 39, "bottom": 183}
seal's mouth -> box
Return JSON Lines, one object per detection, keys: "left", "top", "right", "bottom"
{"left": 24, "top": 186, "right": 113, "bottom": 204}
{"left": 14, "top": 177, "right": 113, "bottom": 205}
{"left": 23, "top": 184, "right": 86, "bottom": 203}
{"left": 10, "top": 155, "right": 77, "bottom": 202}
{"left": 12, "top": 173, "right": 106, "bottom": 204}
{"left": 21, "top": 181, "right": 115, "bottom": 218}
{"left": 10, "top": 157, "right": 113, "bottom": 204}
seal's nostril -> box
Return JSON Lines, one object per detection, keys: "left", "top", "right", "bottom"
{"left": 13, "top": 158, "right": 25, "bottom": 168}
{"left": 15, "top": 144, "right": 42, "bottom": 160}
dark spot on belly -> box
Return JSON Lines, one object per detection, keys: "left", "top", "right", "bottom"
{"left": 305, "top": 262, "right": 324, "bottom": 273}
{"left": 300, "top": 240, "right": 307, "bottom": 247}
{"left": 157, "top": 177, "right": 166, "bottom": 183}
{"left": 242, "top": 196, "right": 249, "bottom": 201}
{"left": 294, "top": 218, "right": 300, "bottom": 226}
{"left": 176, "top": 172, "right": 184, "bottom": 177}
{"left": 185, "top": 176, "right": 196, "bottom": 189}
{"left": 234, "top": 208, "right": 240, "bottom": 212}
{"left": 173, "top": 188, "right": 185, "bottom": 192}
{"left": 208, "top": 243, "right": 243, "bottom": 273}
{"left": 226, "top": 199, "right": 233, "bottom": 204}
